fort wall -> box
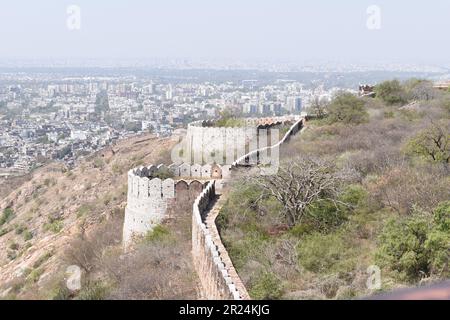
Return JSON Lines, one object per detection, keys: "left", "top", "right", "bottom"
{"left": 192, "top": 181, "right": 249, "bottom": 300}
{"left": 184, "top": 115, "right": 303, "bottom": 165}
{"left": 123, "top": 163, "right": 231, "bottom": 247}
{"left": 123, "top": 115, "right": 307, "bottom": 298}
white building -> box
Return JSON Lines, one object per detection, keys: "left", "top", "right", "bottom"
{"left": 286, "top": 96, "right": 302, "bottom": 114}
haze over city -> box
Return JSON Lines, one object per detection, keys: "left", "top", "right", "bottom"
{"left": 1, "top": 0, "right": 450, "bottom": 67}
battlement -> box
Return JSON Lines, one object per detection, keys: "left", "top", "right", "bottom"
{"left": 123, "top": 114, "right": 307, "bottom": 299}
{"left": 188, "top": 115, "right": 303, "bottom": 129}
{"left": 131, "top": 163, "right": 232, "bottom": 180}
{"left": 124, "top": 162, "right": 232, "bottom": 247}
{"left": 192, "top": 181, "right": 249, "bottom": 300}
{"left": 184, "top": 116, "right": 303, "bottom": 166}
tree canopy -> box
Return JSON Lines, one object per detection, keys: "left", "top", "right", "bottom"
{"left": 327, "top": 92, "right": 369, "bottom": 124}
{"left": 375, "top": 80, "right": 407, "bottom": 105}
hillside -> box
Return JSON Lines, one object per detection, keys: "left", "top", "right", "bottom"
{"left": 0, "top": 133, "right": 179, "bottom": 299}
{"left": 217, "top": 80, "right": 450, "bottom": 300}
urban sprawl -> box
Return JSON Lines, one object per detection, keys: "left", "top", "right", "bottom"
{"left": 0, "top": 73, "right": 353, "bottom": 177}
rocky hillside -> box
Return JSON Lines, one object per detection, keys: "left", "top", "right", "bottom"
{"left": 0, "top": 134, "right": 177, "bottom": 299}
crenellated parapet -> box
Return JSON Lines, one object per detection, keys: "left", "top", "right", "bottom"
{"left": 123, "top": 162, "right": 232, "bottom": 247}
{"left": 188, "top": 115, "right": 303, "bottom": 129}
{"left": 183, "top": 115, "right": 304, "bottom": 165}
{"left": 123, "top": 114, "right": 307, "bottom": 299}
{"left": 192, "top": 181, "right": 250, "bottom": 300}
{"left": 131, "top": 163, "right": 232, "bottom": 180}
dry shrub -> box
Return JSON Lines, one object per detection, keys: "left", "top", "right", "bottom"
{"left": 367, "top": 164, "right": 450, "bottom": 215}
{"left": 64, "top": 212, "right": 123, "bottom": 275}
{"left": 64, "top": 206, "right": 199, "bottom": 300}
{"left": 107, "top": 241, "right": 198, "bottom": 300}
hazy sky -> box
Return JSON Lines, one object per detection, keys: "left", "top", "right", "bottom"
{"left": 1, "top": 0, "right": 449, "bottom": 64}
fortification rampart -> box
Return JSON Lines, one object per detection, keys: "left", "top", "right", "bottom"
{"left": 123, "top": 114, "right": 307, "bottom": 298}
{"left": 123, "top": 163, "right": 232, "bottom": 246}
{"left": 192, "top": 181, "right": 250, "bottom": 300}
{"left": 183, "top": 115, "right": 304, "bottom": 165}
{"left": 231, "top": 116, "right": 305, "bottom": 169}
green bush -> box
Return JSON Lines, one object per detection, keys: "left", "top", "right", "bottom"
{"left": 145, "top": 225, "right": 171, "bottom": 243}
{"left": 0, "top": 207, "right": 15, "bottom": 226}
{"left": 340, "top": 185, "right": 368, "bottom": 208}
{"left": 44, "top": 219, "right": 64, "bottom": 233}
{"left": 0, "top": 228, "right": 10, "bottom": 237}
{"left": 306, "top": 200, "right": 348, "bottom": 233}
{"left": 376, "top": 216, "right": 431, "bottom": 282}
{"left": 76, "top": 204, "right": 93, "bottom": 218}
{"left": 27, "top": 268, "right": 44, "bottom": 283}
{"left": 299, "top": 184, "right": 367, "bottom": 234}
{"left": 289, "top": 223, "right": 314, "bottom": 238}
{"left": 51, "top": 282, "right": 72, "bottom": 300}
{"left": 214, "top": 109, "right": 246, "bottom": 128}
{"left": 399, "top": 109, "right": 424, "bottom": 122}
{"left": 226, "top": 230, "right": 271, "bottom": 270}
{"left": 76, "top": 281, "right": 110, "bottom": 300}
{"left": 93, "top": 158, "right": 104, "bottom": 169}
{"left": 433, "top": 201, "right": 450, "bottom": 231}
{"left": 406, "top": 123, "right": 450, "bottom": 164}
{"left": 424, "top": 230, "right": 450, "bottom": 276}
{"left": 23, "top": 230, "right": 33, "bottom": 241}
{"left": 33, "top": 251, "right": 54, "bottom": 269}
{"left": 297, "top": 232, "right": 355, "bottom": 274}
{"left": 15, "top": 225, "right": 25, "bottom": 235}
{"left": 383, "top": 110, "right": 395, "bottom": 119}
{"left": 111, "top": 163, "right": 123, "bottom": 175}
{"left": 374, "top": 80, "right": 407, "bottom": 105}
{"left": 152, "top": 170, "right": 175, "bottom": 180}
{"left": 7, "top": 250, "right": 17, "bottom": 261}
{"left": 327, "top": 92, "right": 369, "bottom": 125}
{"left": 249, "top": 271, "right": 283, "bottom": 300}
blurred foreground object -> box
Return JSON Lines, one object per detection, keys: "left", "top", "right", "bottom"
{"left": 370, "top": 281, "right": 450, "bottom": 300}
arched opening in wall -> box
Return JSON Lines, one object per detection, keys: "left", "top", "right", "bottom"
{"left": 175, "top": 180, "right": 190, "bottom": 204}
{"left": 167, "top": 180, "right": 196, "bottom": 218}
{"left": 189, "top": 180, "right": 203, "bottom": 200}
{"left": 211, "top": 164, "right": 222, "bottom": 179}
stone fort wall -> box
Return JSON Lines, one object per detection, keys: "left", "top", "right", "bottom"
{"left": 192, "top": 181, "right": 250, "bottom": 300}
{"left": 123, "top": 115, "right": 306, "bottom": 298}
{"left": 123, "top": 163, "right": 232, "bottom": 246}
{"left": 190, "top": 116, "right": 305, "bottom": 300}
{"left": 183, "top": 115, "right": 303, "bottom": 165}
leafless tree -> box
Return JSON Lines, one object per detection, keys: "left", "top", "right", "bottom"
{"left": 410, "top": 81, "right": 439, "bottom": 101}
{"left": 252, "top": 157, "right": 352, "bottom": 227}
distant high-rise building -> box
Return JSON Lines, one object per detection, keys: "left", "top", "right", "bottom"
{"left": 258, "top": 104, "right": 271, "bottom": 115}
{"left": 243, "top": 103, "right": 258, "bottom": 114}
{"left": 165, "top": 84, "right": 173, "bottom": 100}
{"left": 286, "top": 96, "right": 302, "bottom": 114}
{"left": 144, "top": 83, "right": 156, "bottom": 94}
